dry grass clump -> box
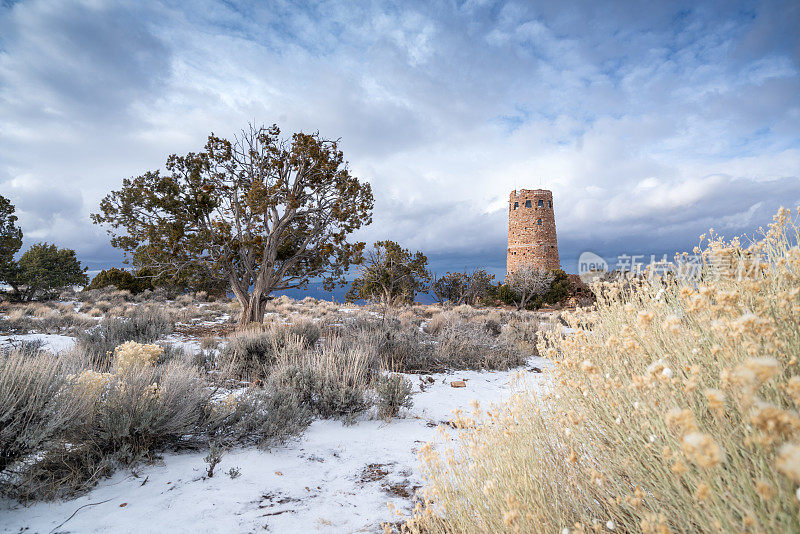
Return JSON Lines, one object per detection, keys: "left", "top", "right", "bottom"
{"left": 423, "top": 311, "right": 452, "bottom": 336}
{"left": 435, "top": 320, "right": 524, "bottom": 371}
{"left": 500, "top": 316, "right": 542, "bottom": 355}
{"left": 404, "top": 208, "right": 800, "bottom": 533}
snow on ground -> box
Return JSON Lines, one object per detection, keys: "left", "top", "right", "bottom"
{"left": 0, "top": 333, "right": 76, "bottom": 353}
{"left": 0, "top": 359, "right": 548, "bottom": 534}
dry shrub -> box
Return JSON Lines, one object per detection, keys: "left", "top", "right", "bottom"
{"left": 407, "top": 208, "right": 800, "bottom": 533}
{"left": 287, "top": 317, "right": 321, "bottom": 347}
{"left": 271, "top": 336, "right": 374, "bottom": 419}
{"left": 77, "top": 309, "right": 174, "bottom": 368}
{"left": 216, "top": 386, "right": 313, "bottom": 449}
{"left": 435, "top": 320, "right": 523, "bottom": 371}
{"left": 18, "top": 354, "right": 212, "bottom": 500}
{"left": 398, "top": 309, "right": 420, "bottom": 329}
{"left": 343, "top": 318, "right": 434, "bottom": 373}
{"left": 501, "top": 316, "right": 542, "bottom": 354}
{"left": 84, "top": 360, "right": 211, "bottom": 458}
{"left": 0, "top": 304, "right": 93, "bottom": 335}
{"left": 218, "top": 325, "right": 316, "bottom": 380}
{"left": 0, "top": 351, "right": 86, "bottom": 476}
{"left": 175, "top": 294, "right": 194, "bottom": 307}
{"left": 32, "top": 306, "right": 57, "bottom": 319}
{"left": 336, "top": 314, "right": 523, "bottom": 374}
{"left": 376, "top": 373, "right": 414, "bottom": 419}
{"left": 423, "top": 312, "right": 451, "bottom": 335}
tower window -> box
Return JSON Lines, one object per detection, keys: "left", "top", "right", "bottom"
{"left": 525, "top": 200, "right": 532, "bottom": 208}
{"left": 538, "top": 199, "right": 543, "bottom": 207}
{"left": 549, "top": 200, "right": 552, "bottom": 208}
{"left": 513, "top": 202, "right": 519, "bottom": 210}
{"left": 537, "top": 218, "right": 542, "bottom": 225}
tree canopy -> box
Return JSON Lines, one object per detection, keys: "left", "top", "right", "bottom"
{"left": 93, "top": 123, "right": 373, "bottom": 324}
{"left": 10, "top": 243, "right": 88, "bottom": 301}
{"left": 346, "top": 240, "right": 430, "bottom": 306}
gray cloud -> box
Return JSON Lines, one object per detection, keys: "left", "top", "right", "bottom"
{"left": 0, "top": 0, "right": 798, "bottom": 280}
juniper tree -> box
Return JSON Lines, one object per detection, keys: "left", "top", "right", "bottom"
{"left": 11, "top": 243, "right": 88, "bottom": 301}
{"left": 0, "top": 194, "right": 22, "bottom": 286}
{"left": 346, "top": 240, "right": 430, "bottom": 306}
{"left": 432, "top": 268, "right": 495, "bottom": 305}
{"left": 93, "top": 124, "right": 373, "bottom": 324}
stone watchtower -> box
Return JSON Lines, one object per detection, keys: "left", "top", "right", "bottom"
{"left": 507, "top": 189, "right": 560, "bottom": 274}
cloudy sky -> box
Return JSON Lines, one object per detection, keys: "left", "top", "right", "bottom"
{"left": 1, "top": 0, "right": 799, "bottom": 283}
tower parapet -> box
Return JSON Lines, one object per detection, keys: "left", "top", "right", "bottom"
{"left": 507, "top": 188, "right": 560, "bottom": 274}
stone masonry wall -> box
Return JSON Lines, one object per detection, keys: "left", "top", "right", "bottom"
{"left": 507, "top": 189, "right": 560, "bottom": 274}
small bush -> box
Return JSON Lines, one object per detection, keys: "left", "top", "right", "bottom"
{"left": 218, "top": 322, "right": 320, "bottom": 380}
{"left": 217, "top": 328, "right": 288, "bottom": 380}
{"left": 77, "top": 309, "right": 173, "bottom": 368}
{"left": 83, "top": 361, "right": 210, "bottom": 460}
{"left": 436, "top": 321, "right": 524, "bottom": 370}
{"left": 220, "top": 386, "right": 312, "bottom": 448}
{"left": 339, "top": 318, "right": 432, "bottom": 373}
{"left": 287, "top": 318, "right": 321, "bottom": 347}
{"left": 501, "top": 317, "right": 541, "bottom": 355}
{"left": 375, "top": 373, "right": 413, "bottom": 419}
{"left": 423, "top": 312, "right": 450, "bottom": 336}
{"left": 271, "top": 337, "right": 373, "bottom": 419}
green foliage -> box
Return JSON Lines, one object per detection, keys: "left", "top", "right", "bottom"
{"left": 539, "top": 269, "right": 570, "bottom": 306}
{"left": 346, "top": 240, "right": 430, "bottom": 305}
{"left": 87, "top": 267, "right": 153, "bottom": 294}
{"left": 0, "top": 194, "right": 23, "bottom": 287}
{"left": 497, "top": 283, "right": 518, "bottom": 306}
{"left": 93, "top": 123, "right": 374, "bottom": 324}
{"left": 10, "top": 243, "right": 88, "bottom": 301}
{"left": 375, "top": 373, "right": 413, "bottom": 419}
{"left": 432, "top": 268, "right": 495, "bottom": 305}
{"left": 133, "top": 265, "right": 227, "bottom": 298}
